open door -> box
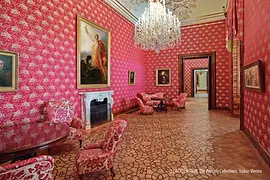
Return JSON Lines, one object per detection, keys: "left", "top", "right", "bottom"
{"left": 179, "top": 52, "right": 216, "bottom": 110}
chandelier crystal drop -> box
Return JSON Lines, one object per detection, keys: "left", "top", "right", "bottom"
{"left": 134, "top": 0, "right": 181, "bottom": 53}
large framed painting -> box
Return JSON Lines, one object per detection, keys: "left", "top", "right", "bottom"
{"left": 0, "top": 50, "right": 18, "bottom": 92}
{"left": 156, "top": 68, "right": 171, "bottom": 86}
{"left": 128, "top": 71, "right": 135, "bottom": 85}
{"left": 244, "top": 60, "right": 264, "bottom": 92}
{"left": 77, "top": 15, "right": 110, "bottom": 88}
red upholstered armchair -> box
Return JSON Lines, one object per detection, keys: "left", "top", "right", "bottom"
{"left": 171, "top": 93, "right": 187, "bottom": 110}
{"left": 136, "top": 97, "right": 154, "bottom": 115}
{"left": 0, "top": 155, "right": 54, "bottom": 180}
{"left": 45, "top": 100, "right": 85, "bottom": 147}
{"left": 76, "top": 120, "right": 127, "bottom": 179}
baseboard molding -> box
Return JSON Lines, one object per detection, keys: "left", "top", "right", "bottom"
{"left": 113, "top": 105, "right": 139, "bottom": 116}
{"left": 215, "top": 107, "right": 229, "bottom": 110}
{"left": 244, "top": 127, "right": 270, "bottom": 166}
{"left": 231, "top": 113, "right": 240, "bottom": 118}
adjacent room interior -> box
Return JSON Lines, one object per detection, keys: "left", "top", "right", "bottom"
{"left": 0, "top": 0, "right": 269, "bottom": 179}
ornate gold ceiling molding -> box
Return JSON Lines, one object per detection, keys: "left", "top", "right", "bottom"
{"left": 105, "top": 0, "right": 138, "bottom": 23}
{"left": 105, "top": 0, "right": 226, "bottom": 26}
{"left": 181, "top": 12, "right": 226, "bottom": 26}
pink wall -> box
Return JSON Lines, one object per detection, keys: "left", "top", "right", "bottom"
{"left": 0, "top": 0, "right": 146, "bottom": 125}
{"left": 145, "top": 21, "right": 230, "bottom": 107}
{"left": 184, "top": 59, "right": 208, "bottom": 97}
{"left": 244, "top": 0, "right": 270, "bottom": 154}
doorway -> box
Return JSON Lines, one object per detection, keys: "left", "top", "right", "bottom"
{"left": 179, "top": 52, "right": 216, "bottom": 110}
{"left": 193, "top": 68, "right": 208, "bottom": 97}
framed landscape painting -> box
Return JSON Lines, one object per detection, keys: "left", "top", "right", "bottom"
{"left": 128, "top": 71, "right": 135, "bottom": 85}
{"left": 0, "top": 50, "right": 18, "bottom": 92}
{"left": 156, "top": 68, "right": 171, "bottom": 86}
{"left": 244, "top": 60, "right": 264, "bottom": 92}
{"left": 77, "top": 15, "right": 110, "bottom": 88}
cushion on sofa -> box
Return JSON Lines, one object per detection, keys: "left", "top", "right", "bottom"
{"left": 151, "top": 92, "right": 164, "bottom": 99}
{"left": 140, "top": 93, "right": 152, "bottom": 102}
{"left": 46, "top": 100, "right": 74, "bottom": 125}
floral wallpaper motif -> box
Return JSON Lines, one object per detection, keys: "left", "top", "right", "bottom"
{"left": 145, "top": 21, "right": 230, "bottom": 107}
{"left": 226, "top": 0, "right": 244, "bottom": 111}
{"left": 244, "top": 0, "right": 269, "bottom": 154}
{"left": 184, "top": 59, "right": 208, "bottom": 97}
{"left": 0, "top": 0, "right": 146, "bottom": 125}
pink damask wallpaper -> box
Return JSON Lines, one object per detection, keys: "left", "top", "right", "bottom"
{"left": 145, "top": 21, "right": 230, "bottom": 107}
{"left": 0, "top": 0, "right": 146, "bottom": 124}
{"left": 184, "top": 59, "right": 208, "bottom": 97}
{"left": 244, "top": 0, "right": 269, "bottom": 154}
{"left": 226, "top": 0, "right": 244, "bottom": 111}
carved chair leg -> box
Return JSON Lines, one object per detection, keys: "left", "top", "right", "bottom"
{"left": 79, "top": 174, "right": 83, "bottom": 180}
{"left": 79, "top": 139, "right": 82, "bottom": 148}
{"left": 110, "top": 167, "right": 116, "bottom": 178}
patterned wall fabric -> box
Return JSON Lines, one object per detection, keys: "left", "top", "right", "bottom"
{"left": 244, "top": 0, "right": 269, "bottom": 154}
{"left": 145, "top": 21, "right": 230, "bottom": 107}
{"left": 184, "top": 59, "right": 208, "bottom": 97}
{"left": 0, "top": 0, "right": 146, "bottom": 124}
{"left": 226, "top": 0, "right": 244, "bottom": 110}
{"left": 226, "top": 0, "right": 244, "bottom": 41}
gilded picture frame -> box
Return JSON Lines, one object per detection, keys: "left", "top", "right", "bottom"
{"left": 128, "top": 71, "right": 135, "bottom": 85}
{"left": 244, "top": 60, "right": 264, "bottom": 92}
{"left": 156, "top": 68, "right": 171, "bottom": 86}
{"left": 77, "top": 15, "right": 110, "bottom": 88}
{"left": 0, "top": 50, "right": 18, "bottom": 92}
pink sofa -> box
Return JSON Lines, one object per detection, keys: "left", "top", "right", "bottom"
{"left": 137, "top": 92, "right": 165, "bottom": 108}
{"left": 136, "top": 97, "right": 154, "bottom": 114}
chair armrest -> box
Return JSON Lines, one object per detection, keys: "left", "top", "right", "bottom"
{"left": 83, "top": 142, "right": 103, "bottom": 149}
{"left": 172, "top": 98, "right": 178, "bottom": 102}
{"left": 77, "top": 149, "right": 112, "bottom": 162}
{"left": 70, "top": 117, "right": 84, "bottom": 129}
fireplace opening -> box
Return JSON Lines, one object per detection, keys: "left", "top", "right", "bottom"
{"left": 90, "top": 98, "right": 110, "bottom": 127}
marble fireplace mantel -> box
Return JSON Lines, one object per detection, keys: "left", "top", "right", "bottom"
{"left": 79, "top": 90, "right": 114, "bottom": 129}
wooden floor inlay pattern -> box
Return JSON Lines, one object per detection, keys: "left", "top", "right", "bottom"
{"left": 51, "top": 98, "right": 270, "bottom": 179}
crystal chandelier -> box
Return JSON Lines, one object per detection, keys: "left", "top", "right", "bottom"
{"left": 134, "top": 0, "right": 181, "bottom": 52}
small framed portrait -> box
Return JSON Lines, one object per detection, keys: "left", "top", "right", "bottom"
{"left": 128, "top": 71, "right": 135, "bottom": 85}
{"left": 0, "top": 50, "right": 18, "bottom": 92}
{"left": 77, "top": 15, "right": 110, "bottom": 88}
{"left": 244, "top": 60, "right": 264, "bottom": 92}
{"left": 156, "top": 68, "right": 171, "bottom": 86}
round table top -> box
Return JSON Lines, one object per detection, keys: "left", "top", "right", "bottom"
{"left": 0, "top": 122, "right": 70, "bottom": 155}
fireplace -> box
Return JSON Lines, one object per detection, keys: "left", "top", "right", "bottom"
{"left": 90, "top": 98, "right": 110, "bottom": 126}
{"left": 79, "top": 90, "right": 114, "bottom": 129}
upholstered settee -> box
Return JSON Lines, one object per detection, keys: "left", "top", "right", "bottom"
{"left": 137, "top": 92, "right": 165, "bottom": 107}
{"left": 136, "top": 97, "right": 154, "bottom": 115}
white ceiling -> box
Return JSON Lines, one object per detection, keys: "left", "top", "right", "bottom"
{"left": 107, "top": 0, "right": 228, "bottom": 25}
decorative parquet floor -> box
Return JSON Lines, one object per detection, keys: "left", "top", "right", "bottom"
{"left": 51, "top": 98, "right": 270, "bottom": 179}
